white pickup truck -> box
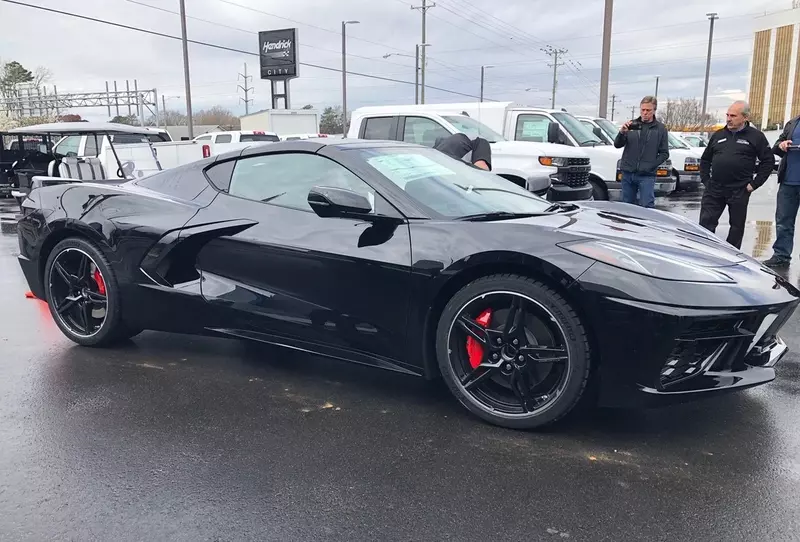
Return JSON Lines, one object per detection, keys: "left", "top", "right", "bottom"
{"left": 576, "top": 116, "right": 703, "bottom": 193}
{"left": 347, "top": 104, "right": 594, "bottom": 202}
{"left": 455, "top": 102, "right": 676, "bottom": 201}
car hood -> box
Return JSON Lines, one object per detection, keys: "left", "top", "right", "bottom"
{"left": 515, "top": 201, "right": 749, "bottom": 268}
{"left": 489, "top": 140, "right": 588, "bottom": 158}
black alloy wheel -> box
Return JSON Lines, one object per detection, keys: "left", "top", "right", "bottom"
{"left": 436, "top": 274, "right": 591, "bottom": 429}
{"left": 44, "top": 237, "right": 140, "bottom": 346}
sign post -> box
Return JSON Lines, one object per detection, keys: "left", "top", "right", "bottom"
{"left": 258, "top": 28, "right": 299, "bottom": 109}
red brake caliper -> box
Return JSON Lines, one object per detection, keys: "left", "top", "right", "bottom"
{"left": 93, "top": 268, "right": 106, "bottom": 295}
{"left": 466, "top": 309, "right": 493, "bottom": 369}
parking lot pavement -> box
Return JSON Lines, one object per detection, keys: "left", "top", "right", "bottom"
{"left": 1, "top": 187, "right": 800, "bottom": 542}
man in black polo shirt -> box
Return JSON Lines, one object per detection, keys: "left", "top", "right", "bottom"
{"left": 699, "top": 101, "right": 774, "bottom": 249}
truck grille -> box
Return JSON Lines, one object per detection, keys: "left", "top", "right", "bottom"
{"left": 555, "top": 159, "right": 591, "bottom": 187}
{"left": 567, "top": 157, "right": 590, "bottom": 167}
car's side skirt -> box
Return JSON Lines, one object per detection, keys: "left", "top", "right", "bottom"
{"left": 207, "top": 327, "right": 424, "bottom": 377}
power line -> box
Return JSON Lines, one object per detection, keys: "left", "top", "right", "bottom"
{"left": 1, "top": 0, "right": 495, "bottom": 102}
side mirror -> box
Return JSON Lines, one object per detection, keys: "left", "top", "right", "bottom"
{"left": 592, "top": 126, "right": 603, "bottom": 140}
{"left": 308, "top": 186, "right": 373, "bottom": 219}
{"left": 547, "top": 122, "right": 561, "bottom": 144}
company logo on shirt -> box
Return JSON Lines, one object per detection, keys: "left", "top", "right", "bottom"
{"left": 736, "top": 139, "right": 750, "bottom": 145}
{"left": 717, "top": 138, "right": 727, "bottom": 144}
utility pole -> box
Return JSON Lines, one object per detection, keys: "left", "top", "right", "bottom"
{"left": 631, "top": 106, "right": 636, "bottom": 119}
{"left": 598, "top": 0, "right": 613, "bottom": 118}
{"left": 412, "top": 0, "right": 435, "bottom": 103}
{"left": 238, "top": 63, "right": 253, "bottom": 115}
{"left": 342, "top": 20, "right": 360, "bottom": 132}
{"left": 701, "top": 12, "right": 718, "bottom": 135}
{"left": 179, "top": 0, "right": 194, "bottom": 139}
{"left": 542, "top": 45, "right": 567, "bottom": 109}
{"left": 480, "top": 65, "right": 493, "bottom": 103}
{"left": 610, "top": 94, "right": 617, "bottom": 121}
{"left": 415, "top": 44, "right": 420, "bottom": 104}
{"left": 654, "top": 76, "right": 659, "bottom": 99}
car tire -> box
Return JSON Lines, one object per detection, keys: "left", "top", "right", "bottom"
{"left": 590, "top": 179, "right": 607, "bottom": 200}
{"left": 44, "top": 237, "right": 139, "bottom": 347}
{"left": 435, "top": 274, "right": 591, "bottom": 430}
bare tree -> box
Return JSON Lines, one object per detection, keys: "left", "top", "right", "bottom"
{"left": 660, "top": 98, "right": 715, "bottom": 132}
{"left": 193, "top": 106, "right": 241, "bottom": 129}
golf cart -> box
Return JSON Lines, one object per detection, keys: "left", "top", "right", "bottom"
{"left": 2, "top": 122, "right": 164, "bottom": 211}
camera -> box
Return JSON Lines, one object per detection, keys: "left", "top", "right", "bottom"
{"left": 628, "top": 120, "right": 642, "bottom": 130}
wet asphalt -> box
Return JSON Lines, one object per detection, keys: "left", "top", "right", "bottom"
{"left": 1, "top": 182, "right": 800, "bottom": 542}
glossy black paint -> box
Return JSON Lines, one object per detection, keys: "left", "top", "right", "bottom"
{"left": 16, "top": 139, "right": 800, "bottom": 409}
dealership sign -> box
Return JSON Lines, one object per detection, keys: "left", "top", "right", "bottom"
{"left": 258, "top": 28, "right": 299, "bottom": 80}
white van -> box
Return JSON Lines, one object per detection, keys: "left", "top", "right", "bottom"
{"left": 347, "top": 104, "right": 594, "bottom": 202}
{"left": 460, "top": 103, "right": 676, "bottom": 201}
{"left": 576, "top": 116, "right": 703, "bottom": 192}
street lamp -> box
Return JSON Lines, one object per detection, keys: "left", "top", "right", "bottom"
{"left": 342, "top": 20, "right": 360, "bottom": 135}
{"left": 480, "top": 65, "right": 494, "bottom": 102}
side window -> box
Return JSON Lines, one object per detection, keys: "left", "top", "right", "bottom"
{"left": 228, "top": 153, "right": 384, "bottom": 214}
{"left": 515, "top": 114, "right": 551, "bottom": 142}
{"left": 402, "top": 117, "right": 451, "bottom": 147}
{"left": 580, "top": 120, "right": 595, "bottom": 131}
{"left": 215, "top": 134, "right": 233, "bottom": 144}
{"left": 204, "top": 160, "right": 236, "bottom": 192}
{"left": 362, "top": 117, "right": 394, "bottom": 140}
{"left": 83, "top": 135, "right": 102, "bottom": 157}
{"left": 196, "top": 135, "right": 212, "bottom": 141}
{"left": 55, "top": 135, "right": 82, "bottom": 156}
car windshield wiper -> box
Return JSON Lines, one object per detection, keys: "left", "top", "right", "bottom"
{"left": 456, "top": 211, "right": 547, "bottom": 222}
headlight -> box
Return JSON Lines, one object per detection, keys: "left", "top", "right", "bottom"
{"left": 684, "top": 157, "right": 700, "bottom": 171}
{"left": 539, "top": 156, "right": 568, "bottom": 167}
{"left": 558, "top": 240, "right": 735, "bottom": 283}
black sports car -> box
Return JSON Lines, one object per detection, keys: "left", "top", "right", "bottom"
{"left": 16, "top": 139, "right": 800, "bottom": 429}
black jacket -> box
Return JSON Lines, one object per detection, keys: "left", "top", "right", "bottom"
{"left": 433, "top": 133, "right": 493, "bottom": 170}
{"left": 613, "top": 117, "right": 670, "bottom": 175}
{"left": 772, "top": 115, "right": 800, "bottom": 184}
{"left": 700, "top": 123, "right": 774, "bottom": 190}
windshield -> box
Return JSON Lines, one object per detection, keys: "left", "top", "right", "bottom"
{"left": 552, "top": 112, "right": 604, "bottom": 146}
{"left": 595, "top": 118, "right": 619, "bottom": 140}
{"left": 442, "top": 116, "right": 506, "bottom": 143}
{"left": 354, "top": 145, "right": 554, "bottom": 218}
{"left": 667, "top": 132, "right": 690, "bottom": 149}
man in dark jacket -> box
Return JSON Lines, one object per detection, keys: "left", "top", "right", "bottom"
{"left": 762, "top": 113, "right": 800, "bottom": 267}
{"left": 699, "top": 101, "right": 774, "bottom": 250}
{"left": 614, "top": 95, "right": 670, "bottom": 208}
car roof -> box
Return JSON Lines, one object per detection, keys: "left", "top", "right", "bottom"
{"left": 6, "top": 122, "right": 161, "bottom": 136}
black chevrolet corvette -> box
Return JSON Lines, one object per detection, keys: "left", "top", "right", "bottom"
{"left": 16, "top": 139, "right": 800, "bottom": 429}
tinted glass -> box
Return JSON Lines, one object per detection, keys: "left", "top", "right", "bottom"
{"left": 84, "top": 135, "right": 101, "bottom": 157}
{"left": 228, "top": 152, "right": 382, "bottom": 213}
{"left": 595, "top": 118, "right": 619, "bottom": 140}
{"left": 515, "top": 114, "right": 550, "bottom": 142}
{"left": 204, "top": 160, "right": 235, "bottom": 191}
{"left": 196, "top": 135, "right": 212, "bottom": 141}
{"left": 135, "top": 165, "right": 209, "bottom": 200}
{"left": 240, "top": 134, "right": 280, "bottom": 142}
{"left": 552, "top": 112, "right": 603, "bottom": 146}
{"left": 363, "top": 117, "right": 394, "bottom": 140}
{"left": 403, "top": 117, "right": 451, "bottom": 147}
{"left": 442, "top": 116, "right": 505, "bottom": 142}
{"left": 354, "top": 146, "right": 552, "bottom": 218}
{"left": 215, "top": 134, "right": 233, "bottom": 144}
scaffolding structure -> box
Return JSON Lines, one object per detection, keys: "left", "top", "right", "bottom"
{"left": 0, "top": 79, "right": 159, "bottom": 125}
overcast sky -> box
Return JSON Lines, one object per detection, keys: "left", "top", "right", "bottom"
{"left": 0, "top": 0, "right": 786, "bottom": 123}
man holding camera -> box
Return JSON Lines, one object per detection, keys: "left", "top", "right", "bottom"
{"left": 762, "top": 112, "right": 800, "bottom": 267}
{"left": 614, "top": 96, "right": 670, "bottom": 208}
{"left": 698, "top": 101, "right": 774, "bottom": 250}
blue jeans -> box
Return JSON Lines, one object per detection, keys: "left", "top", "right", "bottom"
{"left": 621, "top": 172, "right": 656, "bottom": 208}
{"left": 772, "top": 182, "right": 800, "bottom": 260}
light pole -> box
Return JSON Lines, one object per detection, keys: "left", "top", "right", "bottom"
{"left": 701, "top": 13, "right": 719, "bottom": 134}
{"left": 418, "top": 43, "right": 431, "bottom": 104}
{"left": 383, "top": 50, "right": 423, "bottom": 104}
{"left": 654, "top": 76, "right": 660, "bottom": 99}
{"left": 480, "top": 65, "right": 493, "bottom": 102}
{"left": 598, "top": 0, "right": 613, "bottom": 118}
{"left": 178, "top": 0, "right": 194, "bottom": 139}
{"left": 342, "top": 20, "right": 360, "bottom": 135}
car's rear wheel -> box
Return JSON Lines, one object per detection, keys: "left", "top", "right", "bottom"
{"left": 436, "top": 274, "right": 591, "bottom": 429}
{"left": 44, "top": 237, "right": 140, "bottom": 346}
{"left": 590, "top": 179, "right": 607, "bottom": 200}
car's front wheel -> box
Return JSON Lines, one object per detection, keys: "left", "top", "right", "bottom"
{"left": 44, "top": 237, "right": 140, "bottom": 346}
{"left": 436, "top": 274, "right": 591, "bottom": 430}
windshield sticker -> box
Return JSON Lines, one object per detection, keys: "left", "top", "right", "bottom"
{"left": 521, "top": 121, "right": 546, "bottom": 141}
{"left": 367, "top": 154, "right": 456, "bottom": 188}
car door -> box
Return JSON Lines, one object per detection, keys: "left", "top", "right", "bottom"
{"left": 186, "top": 148, "right": 414, "bottom": 367}
{"left": 512, "top": 113, "right": 553, "bottom": 143}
